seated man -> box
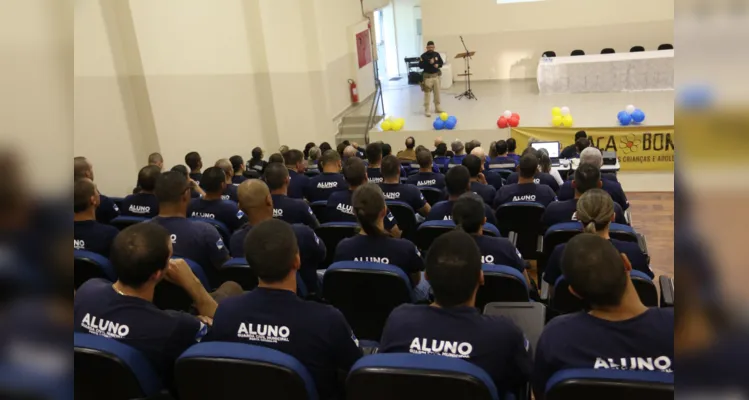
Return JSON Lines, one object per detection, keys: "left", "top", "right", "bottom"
{"left": 247, "top": 147, "right": 268, "bottom": 174}
{"left": 121, "top": 165, "right": 161, "bottom": 218}
{"left": 150, "top": 171, "right": 231, "bottom": 288}
{"left": 532, "top": 234, "right": 673, "bottom": 399}
{"left": 493, "top": 153, "right": 557, "bottom": 209}
{"left": 327, "top": 157, "right": 401, "bottom": 237}
{"left": 74, "top": 178, "right": 119, "bottom": 257}
{"left": 215, "top": 159, "right": 239, "bottom": 202}
{"left": 230, "top": 155, "right": 250, "bottom": 185}
{"left": 74, "top": 157, "right": 120, "bottom": 224}
{"left": 557, "top": 147, "right": 629, "bottom": 210}
{"left": 187, "top": 167, "right": 247, "bottom": 232}
{"left": 74, "top": 223, "right": 218, "bottom": 387}
{"left": 396, "top": 136, "right": 418, "bottom": 161}
{"left": 284, "top": 149, "right": 311, "bottom": 199}
{"left": 560, "top": 130, "right": 587, "bottom": 159}
{"left": 305, "top": 150, "right": 348, "bottom": 203}
{"left": 427, "top": 166, "right": 498, "bottom": 226}
{"left": 506, "top": 138, "right": 520, "bottom": 163}
{"left": 379, "top": 230, "right": 532, "bottom": 393}
{"left": 185, "top": 151, "right": 203, "bottom": 184}
{"left": 487, "top": 140, "right": 518, "bottom": 168}
{"left": 365, "top": 142, "right": 384, "bottom": 183}
{"left": 504, "top": 149, "right": 559, "bottom": 192}
{"left": 463, "top": 154, "right": 496, "bottom": 206}
{"left": 379, "top": 155, "right": 430, "bottom": 217}
{"left": 170, "top": 164, "right": 205, "bottom": 198}
{"left": 543, "top": 164, "right": 627, "bottom": 227}
{"left": 230, "top": 180, "right": 326, "bottom": 294}
{"left": 210, "top": 219, "right": 362, "bottom": 400}
{"left": 265, "top": 162, "right": 320, "bottom": 229}
{"left": 406, "top": 149, "right": 446, "bottom": 190}
{"left": 447, "top": 139, "right": 467, "bottom": 167}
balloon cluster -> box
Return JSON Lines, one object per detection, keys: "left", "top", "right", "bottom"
{"left": 433, "top": 112, "right": 457, "bottom": 130}
{"left": 497, "top": 110, "right": 520, "bottom": 128}
{"left": 381, "top": 116, "right": 405, "bottom": 131}
{"left": 551, "top": 106, "right": 574, "bottom": 127}
{"left": 617, "top": 105, "right": 646, "bottom": 126}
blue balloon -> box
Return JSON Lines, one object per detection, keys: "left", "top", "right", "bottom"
{"left": 631, "top": 109, "right": 645, "bottom": 123}
{"left": 447, "top": 116, "right": 457, "bottom": 124}
{"left": 445, "top": 119, "right": 457, "bottom": 130}
{"left": 617, "top": 111, "right": 632, "bottom": 126}
{"left": 433, "top": 119, "right": 445, "bottom": 130}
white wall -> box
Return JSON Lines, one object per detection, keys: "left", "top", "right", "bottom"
{"left": 394, "top": 0, "right": 420, "bottom": 76}
{"left": 422, "top": 0, "right": 674, "bottom": 80}
{"left": 381, "top": 4, "right": 399, "bottom": 78}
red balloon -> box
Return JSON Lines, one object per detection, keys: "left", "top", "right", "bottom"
{"left": 511, "top": 112, "right": 520, "bottom": 120}
{"left": 497, "top": 116, "right": 508, "bottom": 129}
{"left": 509, "top": 116, "right": 520, "bottom": 127}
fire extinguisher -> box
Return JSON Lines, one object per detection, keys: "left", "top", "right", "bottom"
{"left": 348, "top": 79, "right": 359, "bottom": 104}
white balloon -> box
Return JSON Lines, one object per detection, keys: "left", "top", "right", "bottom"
{"left": 561, "top": 106, "right": 570, "bottom": 116}
{"left": 503, "top": 110, "right": 512, "bottom": 119}
{"left": 625, "top": 104, "right": 635, "bottom": 114}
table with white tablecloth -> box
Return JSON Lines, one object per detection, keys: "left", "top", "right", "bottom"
{"left": 537, "top": 50, "right": 674, "bottom": 94}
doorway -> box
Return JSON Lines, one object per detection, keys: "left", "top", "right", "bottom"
{"left": 373, "top": 5, "right": 399, "bottom": 81}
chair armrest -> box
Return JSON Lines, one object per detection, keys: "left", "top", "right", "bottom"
{"left": 625, "top": 209, "right": 633, "bottom": 225}
{"left": 636, "top": 233, "right": 650, "bottom": 264}
{"left": 659, "top": 276, "right": 674, "bottom": 307}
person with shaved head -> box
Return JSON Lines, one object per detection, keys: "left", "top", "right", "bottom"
{"left": 187, "top": 167, "right": 247, "bottom": 232}
{"left": 556, "top": 147, "right": 629, "bottom": 211}
{"left": 215, "top": 159, "right": 239, "bottom": 202}
{"left": 148, "top": 152, "right": 164, "bottom": 170}
{"left": 230, "top": 179, "right": 326, "bottom": 294}
{"left": 74, "top": 156, "right": 120, "bottom": 223}
{"left": 74, "top": 178, "right": 120, "bottom": 257}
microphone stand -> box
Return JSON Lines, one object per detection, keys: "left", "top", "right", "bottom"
{"left": 456, "top": 35, "right": 477, "bottom": 100}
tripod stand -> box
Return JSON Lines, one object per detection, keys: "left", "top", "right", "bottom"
{"left": 455, "top": 36, "right": 477, "bottom": 100}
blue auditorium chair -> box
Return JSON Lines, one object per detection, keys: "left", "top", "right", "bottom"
{"left": 483, "top": 302, "right": 546, "bottom": 358}
{"left": 419, "top": 187, "right": 445, "bottom": 206}
{"left": 74, "top": 249, "right": 117, "bottom": 290}
{"left": 387, "top": 201, "right": 417, "bottom": 240}
{"left": 110, "top": 216, "right": 149, "bottom": 230}
{"left": 495, "top": 202, "right": 546, "bottom": 259}
{"left": 190, "top": 217, "right": 231, "bottom": 249}
{"left": 153, "top": 257, "right": 211, "bottom": 312}
{"left": 323, "top": 261, "right": 414, "bottom": 340}
{"left": 414, "top": 220, "right": 499, "bottom": 251}
{"left": 221, "top": 258, "right": 257, "bottom": 291}
{"left": 346, "top": 354, "right": 501, "bottom": 400}
{"left": 484, "top": 170, "right": 505, "bottom": 191}
{"left": 659, "top": 276, "right": 674, "bottom": 308}
{"left": 315, "top": 222, "right": 359, "bottom": 268}
{"left": 540, "top": 222, "right": 583, "bottom": 279}
{"left": 74, "top": 333, "right": 165, "bottom": 400}
{"left": 551, "top": 270, "right": 658, "bottom": 314}
{"left": 433, "top": 156, "right": 450, "bottom": 172}
{"left": 545, "top": 369, "right": 673, "bottom": 400}
{"left": 310, "top": 200, "right": 329, "bottom": 223}
{"left": 475, "top": 265, "right": 530, "bottom": 311}
{"left": 175, "top": 342, "right": 318, "bottom": 400}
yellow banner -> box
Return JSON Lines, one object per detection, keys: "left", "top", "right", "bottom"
{"left": 510, "top": 126, "right": 674, "bottom": 171}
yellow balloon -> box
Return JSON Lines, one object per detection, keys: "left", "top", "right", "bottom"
{"left": 551, "top": 107, "right": 562, "bottom": 117}
{"left": 381, "top": 120, "right": 392, "bottom": 131}
{"left": 396, "top": 118, "right": 405, "bottom": 126}
{"left": 393, "top": 122, "right": 403, "bottom": 131}
{"left": 440, "top": 112, "right": 449, "bottom": 121}
{"left": 561, "top": 115, "right": 574, "bottom": 127}
{"left": 551, "top": 115, "right": 563, "bottom": 127}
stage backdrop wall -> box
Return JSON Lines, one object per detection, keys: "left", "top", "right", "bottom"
{"left": 511, "top": 126, "right": 674, "bottom": 171}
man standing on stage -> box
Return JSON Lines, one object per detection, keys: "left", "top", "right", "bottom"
{"left": 420, "top": 41, "right": 445, "bottom": 117}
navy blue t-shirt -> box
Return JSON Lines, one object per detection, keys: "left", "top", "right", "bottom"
{"left": 188, "top": 198, "right": 247, "bottom": 232}
{"left": 305, "top": 172, "right": 348, "bottom": 202}
{"left": 426, "top": 200, "right": 498, "bottom": 226}
{"left": 208, "top": 288, "right": 362, "bottom": 400}
{"left": 96, "top": 194, "right": 120, "bottom": 224}
{"left": 543, "top": 238, "right": 653, "bottom": 285}
{"left": 74, "top": 220, "right": 120, "bottom": 257}
{"left": 507, "top": 153, "right": 520, "bottom": 163}
{"left": 121, "top": 193, "right": 159, "bottom": 218}
{"left": 448, "top": 154, "right": 466, "bottom": 167}
{"left": 367, "top": 167, "right": 384, "bottom": 184}
{"left": 230, "top": 223, "right": 326, "bottom": 293}
{"left": 334, "top": 235, "right": 423, "bottom": 282}
{"left": 380, "top": 183, "right": 427, "bottom": 213}
{"left": 74, "top": 279, "right": 207, "bottom": 384}
{"left": 470, "top": 181, "right": 497, "bottom": 206}
{"left": 472, "top": 235, "right": 525, "bottom": 272}
{"left": 493, "top": 183, "right": 558, "bottom": 209}
{"left": 189, "top": 172, "right": 202, "bottom": 185}
{"left": 532, "top": 308, "right": 674, "bottom": 398}
{"left": 288, "top": 170, "right": 310, "bottom": 199}
{"left": 558, "top": 179, "right": 629, "bottom": 210}
{"left": 506, "top": 172, "right": 560, "bottom": 193}
{"left": 487, "top": 156, "right": 518, "bottom": 169}
{"left": 231, "top": 175, "right": 248, "bottom": 186}
{"left": 542, "top": 199, "right": 627, "bottom": 228}
{"left": 326, "top": 190, "right": 398, "bottom": 231}
{"left": 150, "top": 217, "right": 230, "bottom": 288}
{"left": 406, "top": 171, "right": 445, "bottom": 190}
{"left": 221, "top": 184, "right": 239, "bottom": 202}
{"left": 380, "top": 304, "right": 532, "bottom": 392}
{"left": 271, "top": 194, "right": 320, "bottom": 229}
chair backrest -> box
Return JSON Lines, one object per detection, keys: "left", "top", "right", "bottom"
{"left": 387, "top": 201, "right": 417, "bottom": 240}
{"left": 190, "top": 217, "right": 231, "bottom": 249}
{"left": 347, "top": 353, "right": 499, "bottom": 400}
{"left": 153, "top": 257, "right": 211, "bottom": 311}
{"left": 414, "top": 220, "right": 454, "bottom": 251}
{"left": 630, "top": 45, "right": 645, "bottom": 52}
{"left": 601, "top": 48, "right": 615, "bottom": 54}
{"left": 545, "top": 369, "right": 673, "bottom": 400}
{"left": 483, "top": 302, "right": 546, "bottom": 358}
{"left": 495, "top": 202, "right": 546, "bottom": 259}
{"left": 657, "top": 43, "right": 673, "bottom": 50}
{"left": 542, "top": 51, "right": 556, "bottom": 58}
{"left": 221, "top": 258, "right": 258, "bottom": 291}
{"left": 476, "top": 265, "right": 530, "bottom": 311}
{"left": 631, "top": 270, "right": 658, "bottom": 307}
{"left": 309, "top": 200, "right": 329, "bottom": 223}
{"left": 323, "top": 262, "right": 413, "bottom": 340}
{"left": 484, "top": 170, "right": 505, "bottom": 191}
{"left": 74, "top": 333, "right": 164, "bottom": 400}
{"left": 570, "top": 49, "right": 585, "bottom": 56}
{"left": 609, "top": 223, "right": 638, "bottom": 243}
{"left": 315, "top": 222, "right": 359, "bottom": 268}
{"left": 176, "top": 342, "right": 318, "bottom": 400}
{"left": 540, "top": 222, "right": 582, "bottom": 276}
{"left": 74, "top": 250, "right": 117, "bottom": 289}
{"left": 109, "top": 216, "right": 149, "bottom": 230}
{"left": 419, "top": 187, "right": 444, "bottom": 206}
{"left": 552, "top": 271, "right": 658, "bottom": 314}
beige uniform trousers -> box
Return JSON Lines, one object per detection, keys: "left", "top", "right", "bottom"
{"left": 422, "top": 73, "right": 442, "bottom": 112}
